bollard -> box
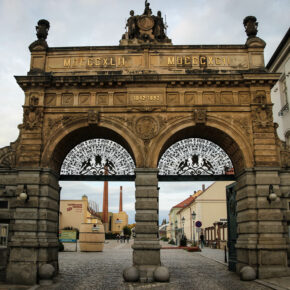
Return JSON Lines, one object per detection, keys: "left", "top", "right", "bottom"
{"left": 224, "top": 245, "right": 227, "bottom": 263}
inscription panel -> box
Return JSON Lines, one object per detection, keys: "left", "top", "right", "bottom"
{"left": 45, "top": 51, "right": 252, "bottom": 73}
{"left": 128, "top": 93, "right": 164, "bottom": 106}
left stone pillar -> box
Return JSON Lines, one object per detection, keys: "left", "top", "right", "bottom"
{"left": 6, "top": 168, "right": 59, "bottom": 285}
{"left": 126, "top": 168, "right": 168, "bottom": 283}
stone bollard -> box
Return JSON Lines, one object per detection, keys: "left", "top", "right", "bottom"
{"left": 38, "top": 263, "right": 55, "bottom": 285}
{"left": 123, "top": 266, "right": 140, "bottom": 282}
{"left": 153, "top": 266, "right": 170, "bottom": 282}
{"left": 240, "top": 266, "right": 256, "bottom": 281}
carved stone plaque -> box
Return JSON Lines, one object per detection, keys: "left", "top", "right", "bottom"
{"left": 135, "top": 116, "right": 159, "bottom": 140}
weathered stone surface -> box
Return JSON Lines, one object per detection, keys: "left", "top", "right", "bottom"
{"left": 153, "top": 266, "right": 170, "bottom": 282}
{"left": 39, "top": 263, "right": 55, "bottom": 279}
{"left": 240, "top": 266, "right": 256, "bottom": 281}
{"left": 123, "top": 266, "right": 139, "bottom": 282}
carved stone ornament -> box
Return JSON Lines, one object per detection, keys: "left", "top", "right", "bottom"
{"left": 23, "top": 105, "right": 43, "bottom": 130}
{"left": 120, "top": 1, "right": 171, "bottom": 45}
{"left": 243, "top": 16, "right": 258, "bottom": 39}
{"left": 252, "top": 105, "right": 272, "bottom": 129}
{"left": 135, "top": 116, "right": 159, "bottom": 140}
{"left": 194, "top": 109, "right": 207, "bottom": 124}
{"left": 88, "top": 110, "right": 99, "bottom": 125}
{"left": 0, "top": 146, "right": 16, "bottom": 168}
{"left": 29, "top": 19, "right": 50, "bottom": 51}
{"left": 36, "top": 19, "right": 50, "bottom": 40}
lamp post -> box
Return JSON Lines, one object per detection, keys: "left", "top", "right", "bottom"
{"left": 174, "top": 220, "right": 178, "bottom": 245}
{"left": 181, "top": 216, "right": 185, "bottom": 236}
{"left": 170, "top": 222, "right": 173, "bottom": 240}
{"left": 191, "top": 211, "right": 196, "bottom": 244}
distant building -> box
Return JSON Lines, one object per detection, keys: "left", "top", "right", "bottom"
{"left": 59, "top": 195, "right": 101, "bottom": 231}
{"left": 168, "top": 182, "right": 233, "bottom": 245}
{"left": 267, "top": 28, "right": 290, "bottom": 145}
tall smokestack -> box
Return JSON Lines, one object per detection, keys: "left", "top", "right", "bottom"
{"left": 102, "top": 167, "right": 109, "bottom": 230}
{"left": 119, "top": 186, "right": 123, "bottom": 212}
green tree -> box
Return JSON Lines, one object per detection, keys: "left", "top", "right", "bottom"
{"left": 123, "top": 225, "right": 131, "bottom": 236}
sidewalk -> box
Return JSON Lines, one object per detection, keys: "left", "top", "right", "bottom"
{"left": 198, "top": 246, "right": 290, "bottom": 290}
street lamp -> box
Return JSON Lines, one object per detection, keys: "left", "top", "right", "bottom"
{"left": 191, "top": 211, "right": 196, "bottom": 244}
{"left": 181, "top": 217, "right": 185, "bottom": 236}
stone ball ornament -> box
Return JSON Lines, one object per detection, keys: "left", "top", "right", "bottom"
{"left": 240, "top": 266, "right": 256, "bottom": 281}
{"left": 153, "top": 266, "right": 170, "bottom": 282}
{"left": 123, "top": 266, "right": 140, "bottom": 282}
{"left": 38, "top": 263, "right": 55, "bottom": 285}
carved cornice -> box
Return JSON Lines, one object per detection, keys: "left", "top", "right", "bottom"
{"left": 14, "top": 74, "right": 278, "bottom": 90}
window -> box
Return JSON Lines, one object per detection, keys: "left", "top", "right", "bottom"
{"left": 0, "top": 224, "right": 8, "bottom": 247}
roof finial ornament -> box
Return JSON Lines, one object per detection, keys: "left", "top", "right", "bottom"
{"left": 120, "top": 2, "right": 171, "bottom": 45}
{"left": 29, "top": 19, "right": 50, "bottom": 52}
{"left": 243, "top": 16, "right": 258, "bottom": 39}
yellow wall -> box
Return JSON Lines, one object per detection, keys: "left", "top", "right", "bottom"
{"left": 59, "top": 195, "right": 101, "bottom": 231}
{"left": 111, "top": 211, "right": 128, "bottom": 234}
{"left": 177, "top": 181, "right": 233, "bottom": 242}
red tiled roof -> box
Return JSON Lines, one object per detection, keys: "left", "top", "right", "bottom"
{"left": 173, "top": 195, "right": 195, "bottom": 208}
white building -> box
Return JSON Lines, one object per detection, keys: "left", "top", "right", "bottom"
{"left": 267, "top": 28, "right": 290, "bottom": 145}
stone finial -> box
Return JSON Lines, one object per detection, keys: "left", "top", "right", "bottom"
{"left": 29, "top": 19, "right": 50, "bottom": 52}
{"left": 36, "top": 19, "right": 50, "bottom": 40}
{"left": 243, "top": 16, "right": 258, "bottom": 39}
{"left": 120, "top": 2, "right": 171, "bottom": 45}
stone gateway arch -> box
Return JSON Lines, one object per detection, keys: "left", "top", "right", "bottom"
{"left": 0, "top": 3, "right": 289, "bottom": 285}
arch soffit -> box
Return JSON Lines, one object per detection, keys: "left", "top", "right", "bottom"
{"left": 41, "top": 118, "right": 142, "bottom": 172}
{"left": 150, "top": 115, "right": 254, "bottom": 170}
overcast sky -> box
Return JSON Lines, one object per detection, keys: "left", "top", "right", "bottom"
{"left": 0, "top": 0, "right": 289, "bottom": 224}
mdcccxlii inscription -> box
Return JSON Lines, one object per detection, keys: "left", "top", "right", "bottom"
{"left": 62, "top": 55, "right": 233, "bottom": 68}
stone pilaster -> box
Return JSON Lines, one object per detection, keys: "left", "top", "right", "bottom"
{"left": 5, "top": 168, "right": 59, "bottom": 285}
{"left": 235, "top": 168, "right": 290, "bottom": 279}
{"left": 132, "top": 168, "right": 161, "bottom": 282}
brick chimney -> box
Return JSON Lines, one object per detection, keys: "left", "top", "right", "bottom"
{"left": 102, "top": 167, "right": 109, "bottom": 230}
{"left": 119, "top": 186, "right": 123, "bottom": 212}
{"left": 202, "top": 184, "right": 205, "bottom": 191}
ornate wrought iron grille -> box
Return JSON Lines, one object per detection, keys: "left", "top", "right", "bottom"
{"left": 60, "top": 139, "right": 135, "bottom": 175}
{"left": 158, "top": 138, "right": 234, "bottom": 175}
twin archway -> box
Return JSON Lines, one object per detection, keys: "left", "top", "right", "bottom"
{"left": 42, "top": 116, "right": 253, "bottom": 177}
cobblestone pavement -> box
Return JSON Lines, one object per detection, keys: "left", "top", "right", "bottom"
{"left": 38, "top": 240, "right": 271, "bottom": 290}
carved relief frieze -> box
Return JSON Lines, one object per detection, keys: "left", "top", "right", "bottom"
{"left": 254, "top": 91, "right": 266, "bottom": 104}
{"left": 113, "top": 93, "right": 127, "bottom": 105}
{"left": 88, "top": 110, "right": 99, "bottom": 125}
{"left": 62, "top": 93, "right": 74, "bottom": 106}
{"left": 0, "top": 146, "right": 16, "bottom": 168}
{"left": 23, "top": 97, "right": 43, "bottom": 130}
{"left": 252, "top": 105, "right": 273, "bottom": 131}
{"left": 234, "top": 117, "right": 251, "bottom": 135}
{"left": 193, "top": 109, "right": 207, "bottom": 124}
{"left": 167, "top": 93, "right": 179, "bottom": 105}
{"left": 97, "top": 93, "right": 109, "bottom": 105}
{"left": 44, "top": 93, "right": 57, "bottom": 106}
{"left": 238, "top": 92, "right": 250, "bottom": 104}
{"left": 79, "top": 93, "right": 91, "bottom": 106}
{"left": 184, "top": 92, "right": 197, "bottom": 105}
{"left": 220, "top": 91, "right": 233, "bottom": 104}
{"left": 202, "top": 92, "right": 216, "bottom": 104}
{"left": 135, "top": 116, "right": 159, "bottom": 140}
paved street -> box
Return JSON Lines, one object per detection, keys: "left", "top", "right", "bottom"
{"left": 35, "top": 240, "right": 272, "bottom": 290}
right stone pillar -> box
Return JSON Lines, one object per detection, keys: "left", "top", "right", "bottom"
{"left": 236, "top": 168, "right": 290, "bottom": 278}
{"left": 132, "top": 168, "right": 163, "bottom": 282}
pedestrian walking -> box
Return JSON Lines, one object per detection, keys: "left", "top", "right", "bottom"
{"left": 200, "top": 233, "right": 205, "bottom": 248}
{"left": 126, "top": 235, "right": 130, "bottom": 243}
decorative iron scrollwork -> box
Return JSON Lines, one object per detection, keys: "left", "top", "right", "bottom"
{"left": 61, "top": 139, "right": 135, "bottom": 175}
{"left": 158, "top": 138, "right": 234, "bottom": 175}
